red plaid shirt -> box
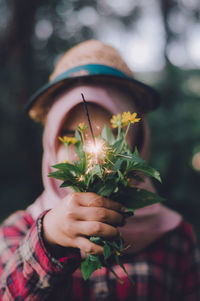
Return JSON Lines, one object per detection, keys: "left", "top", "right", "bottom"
{"left": 0, "top": 209, "right": 200, "bottom": 301}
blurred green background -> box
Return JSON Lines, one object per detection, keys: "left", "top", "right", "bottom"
{"left": 0, "top": 0, "right": 200, "bottom": 240}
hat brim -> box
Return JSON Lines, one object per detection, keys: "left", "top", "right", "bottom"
{"left": 26, "top": 64, "right": 161, "bottom": 122}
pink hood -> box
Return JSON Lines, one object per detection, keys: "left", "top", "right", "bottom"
{"left": 27, "top": 84, "right": 182, "bottom": 253}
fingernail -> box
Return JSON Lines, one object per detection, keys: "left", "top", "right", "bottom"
{"left": 121, "top": 211, "right": 134, "bottom": 218}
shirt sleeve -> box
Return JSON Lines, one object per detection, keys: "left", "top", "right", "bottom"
{"left": 180, "top": 222, "right": 200, "bottom": 301}
{"left": 0, "top": 209, "right": 81, "bottom": 300}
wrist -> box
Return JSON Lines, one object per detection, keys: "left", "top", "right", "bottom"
{"left": 42, "top": 210, "right": 57, "bottom": 245}
{"left": 42, "top": 213, "right": 66, "bottom": 258}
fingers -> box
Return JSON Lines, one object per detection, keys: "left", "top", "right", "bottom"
{"left": 74, "top": 237, "right": 104, "bottom": 255}
{"left": 77, "top": 206, "right": 124, "bottom": 226}
{"left": 62, "top": 193, "right": 125, "bottom": 255}
{"left": 74, "top": 221, "right": 120, "bottom": 239}
{"left": 72, "top": 192, "right": 126, "bottom": 213}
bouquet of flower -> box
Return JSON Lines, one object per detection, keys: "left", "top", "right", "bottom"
{"left": 49, "top": 107, "right": 164, "bottom": 283}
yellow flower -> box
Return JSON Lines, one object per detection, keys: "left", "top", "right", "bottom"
{"left": 78, "top": 122, "right": 87, "bottom": 131}
{"left": 122, "top": 112, "right": 141, "bottom": 126}
{"left": 111, "top": 112, "right": 140, "bottom": 128}
{"left": 110, "top": 114, "right": 122, "bottom": 128}
{"left": 58, "top": 136, "right": 78, "bottom": 145}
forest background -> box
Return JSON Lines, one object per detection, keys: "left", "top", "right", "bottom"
{"left": 0, "top": 0, "right": 200, "bottom": 242}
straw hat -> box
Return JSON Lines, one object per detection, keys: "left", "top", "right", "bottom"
{"left": 26, "top": 40, "right": 161, "bottom": 124}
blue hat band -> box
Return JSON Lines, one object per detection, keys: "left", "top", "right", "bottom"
{"left": 52, "top": 64, "right": 131, "bottom": 84}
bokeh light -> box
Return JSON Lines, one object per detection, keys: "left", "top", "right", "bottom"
{"left": 35, "top": 19, "right": 53, "bottom": 40}
{"left": 192, "top": 152, "right": 200, "bottom": 171}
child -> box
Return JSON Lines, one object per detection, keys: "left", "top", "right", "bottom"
{"left": 0, "top": 40, "right": 199, "bottom": 300}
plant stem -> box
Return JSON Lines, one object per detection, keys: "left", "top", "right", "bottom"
{"left": 117, "top": 124, "right": 121, "bottom": 140}
{"left": 106, "top": 157, "right": 115, "bottom": 166}
{"left": 116, "top": 154, "right": 132, "bottom": 159}
{"left": 119, "top": 121, "right": 130, "bottom": 153}
{"left": 64, "top": 143, "right": 69, "bottom": 160}
{"left": 104, "top": 263, "right": 124, "bottom": 284}
{"left": 80, "top": 131, "right": 85, "bottom": 145}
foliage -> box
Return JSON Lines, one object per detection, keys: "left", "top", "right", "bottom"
{"left": 49, "top": 113, "right": 164, "bottom": 282}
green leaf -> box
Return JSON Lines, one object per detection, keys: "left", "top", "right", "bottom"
{"left": 124, "top": 208, "right": 135, "bottom": 213}
{"left": 73, "top": 157, "right": 87, "bottom": 174}
{"left": 53, "top": 162, "right": 81, "bottom": 175}
{"left": 75, "top": 130, "right": 82, "bottom": 141}
{"left": 121, "top": 152, "right": 145, "bottom": 165}
{"left": 79, "top": 157, "right": 87, "bottom": 173}
{"left": 75, "top": 141, "right": 85, "bottom": 160}
{"left": 101, "top": 125, "right": 115, "bottom": 144}
{"left": 87, "top": 177, "right": 104, "bottom": 194}
{"left": 113, "top": 238, "right": 124, "bottom": 252}
{"left": 113, "top": 159, "right": 123, "bottom": 171}
{"left": 90, "top": 236, "right": 104, "bottom": 246}
{"left": 60, "top": 181, "right": 74, "bottom": 188}
{"left": 70, "top": 186, "right": 82, "bottom": 192}
{"left": 90, "top": 164, "right": 103, "bottom": 178}
{"left": 118, "top": 188, "right": 165, "bottom": 210}
{"left": 51, "top": 163, "right": 67, "bottom": 169}
{"left": 97, "top": 180, "right": 116, "bottom": 197}
{"left": 103, "top": 242, "right": 112, "bottom": 260}
{"left": 126, "top": 172, "right": 144, "bottom": 183}
{"left": 112, "top": 138, "right": 124, "bottom": 153}
{"left": 115, "top": 255, "right": 134, "bottom": 284}
{"left": 119, "top": 149, "right": 161, "bottom": 183}
{"left": 134, "top": 147, "right": 139, "bottom": 155}
{"left": 108, "top": 238, "right": 124, "bottom": 252}
{"left": 128, "top": 164, "right": 162, "bottom": 182}
{"left": 48, "top": 171, "right": 66, "bottom": 181}
{"left": 88, "top": 254, "right": 100, "bottom": 262}
{"left": 59, "top": 181, "right": 84, "bottom": 192}
{"left": 49, "top": 169, "right": 77, "bottom": 182}
{"left": 113, "top": 159, "right": 127, "bottom": 173}
{"left": 81, "top": 256, "right": 102, "bottom": 280}
{"left": 122, "top": 139, "right": 132, "bottom": 154}
{"left": 117, "top": 170, "right": 127, "bottom": 186}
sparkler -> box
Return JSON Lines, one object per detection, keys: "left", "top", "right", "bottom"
{"left": 84, "top": 138, "right": 108, "bottom": 174}
{"left": 81, "top": 93, "right": 96, "bottom": 147}
{"left": 81, "top": 93, "right": 108, "bottom": 166}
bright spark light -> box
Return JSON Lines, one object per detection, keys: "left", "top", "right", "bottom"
{"left": 84, "top": 138, "right": 107, "bottom": 159}
{"left": 84, "top": 138, "right": 109, "bottom": 172}
{"left": 104, "top": 168, "right": 112, "bottom": 174}
{"left": 78, "top": 175, "right": 84, "bottom": 182}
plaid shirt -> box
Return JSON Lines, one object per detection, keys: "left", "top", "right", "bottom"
{"left": 0, "top": 210, "right": 200, "bottom": 301}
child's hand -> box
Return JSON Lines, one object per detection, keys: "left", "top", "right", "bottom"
{"left": 42, "top": 192, "right": 126, "bottom": 255}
